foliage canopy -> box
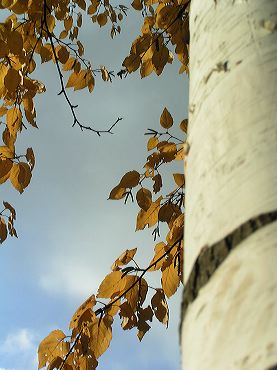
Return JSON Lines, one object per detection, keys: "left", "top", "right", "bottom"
{"left": 0, "top": 0, "right": 190, "bottom": 369}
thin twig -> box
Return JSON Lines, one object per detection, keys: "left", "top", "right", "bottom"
{"left": 42, "top": 0, "right": 122, "bottom": 136}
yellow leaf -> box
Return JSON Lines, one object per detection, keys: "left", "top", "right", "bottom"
{"left": 10, "top": 162, "right": 31, "bottom": 193}
{"left": 46, "top": 14, "right": 55, "bottom": 33}
{"left": 0, "top": 146, "right": 14, "bottom": 159}
{"left": 111, "top": 248, "right": 137, "bottom": 270}
{"left": 124, "top": 275, "right": 139, "bottom": 310}
{"left": 173, "top": 173, "right": 185, "bottom": 187}
{"left": 59, "top": 30, "right": 68, "bottom": 39}
{"left": 147, "top": 136, "right": 158, "bottom": 151}
{"left": 90, "top": 315, "right": 113, "bottom": 358}
{"left": 38, "top": 330, "right": 69, "bottom": 369}
{"left": 166, "top": 214, "right": 184, "bottom": 245}
{"left": 97, "top": 271, "right": 125, "bottom": 299}
{"left": 161, "top": 260, "right": 180, "bottom": 298}
{"left": 136, "top": 187, "right": 152, "bottom": 211}
{"left": 100, "top": 66, "right": 109, "bottom": 81}
{"left": 78, "top": 356, "right": 98, "bottom": 370}
{"left": 108, "top": 185, "right": 126, "bottom": 200}
{"left": 157, "top": 141, "right": 177, "bottom": 162}
{"left": 148, "top": 242, "right": 169, "bottom": 271}
{"left": 6, "top": 107, "right": 22, "bottom": 136}
{"left": 122, "top": 54, "right": 140, "bottom": 73}
{"left": 70, "top": 295, "right": 96, "bottom": 330}
{"left": 73, "top": 69, "right": 88, "bottom": 91}
{"left": 175, "top": 145, "right": 184, "bottom": 160}
{"left": 140, "top": 59, "right": 154, "bottom": 78}
{"left": 136, "top": 196, "right": 162, "bottom": 230}
{"left": 152, "top": 46, "right": 169, "bottom": 76}
{"left": 124, "top": 276, "right": 148, "bottom": 310}
{"left": 160, "top": 107, "right": 173, "bottom": 129}
{"left": 66, "top": 71, "right": 79, "bottom": 88}
{"left": 120, "top": 170, "right": 140, "bottom": 188}
{"left": 63, "top": 57, "right": 76, "bottom": 71}
{"left": 46, "top": 357, "right": 63, "bottom": 370}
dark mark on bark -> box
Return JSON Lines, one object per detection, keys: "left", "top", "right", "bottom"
{"left": 265, "top": 365, "right": 277, "bottom": 370}
{"left": 179, "top": 210, "right": 277, "bottom": 340}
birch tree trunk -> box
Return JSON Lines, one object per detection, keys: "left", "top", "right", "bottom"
{"left": 181, "top": 0, "right": 277, "bottom": 369}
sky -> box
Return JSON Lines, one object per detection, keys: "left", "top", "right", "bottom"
{"left": 0, "top": 8, "right": 188, "bottom": 370}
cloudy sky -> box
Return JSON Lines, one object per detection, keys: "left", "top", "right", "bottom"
{"left": 0, "top": 8, "right": 188, "bottom": 370}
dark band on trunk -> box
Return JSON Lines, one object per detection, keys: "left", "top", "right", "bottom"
{"left": 180, "top": 210, "right": 277, "bottom": 339}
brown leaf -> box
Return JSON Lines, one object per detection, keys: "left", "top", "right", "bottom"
{"left": 90, "top": 315, "right": 113, "bottom": 358}
{"left": 151, "top": 289, "right": 168, "bottom": 327}
{"left": 158, "top": 203, "right": 181, "bottom": 224}
{"left": 26, "top": 148, "right": 35, "bottom": 170}
{"left": 161, "top": 260, "right": 180, "bottom": 298}
{"left": 136, "top": 187, "right": 152, "bottom": 211}
{"left": 6, "top": 107, "right": 22, "bottom": 136}
{"left": 119, "top": 170, "right": 140, "bottom": 188}
{"left": 179, "top": 119, "right": 188, "bottom": 133}
{"left": 160, "top": 107, "right": 173, "bottom": 129}
{"left": 0, "top": 159, "right": 13, "bottom": 184}
{"left": 3, "top": 201, "right": 16, "bottom": 219}
{"left": 131, "top": 0, "right": 143, "bottom": 10}
{"left": 173, "top": 173, "right": 185, "bottom": 187}
{"left": 97, "top": 271, "right": 125, "bottom": 299}
{"left": 111, "top": 248, "right": 137, "bottom": 270}
{"left": 153, "top": 173, "right": 162, "bottom": 193}
{"left": 4, "top": 68, "right": 21, "bottom": 93}
{"left": 97, "top": 13, "right": 108, "bottom": 27}
{"left": 108, "top": 184, "right": 126, "bottom": 200}
{"left": 0, "top": 217, "right": 7, "bottom": 244}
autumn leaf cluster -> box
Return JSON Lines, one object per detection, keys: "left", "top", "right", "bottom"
{"left": 0, "top": 1, "right": 190, "bottom": 369}
{"left": 38, "top": 106, "right": 186, "bottom": 370}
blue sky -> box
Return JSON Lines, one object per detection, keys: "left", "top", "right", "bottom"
{"left": 0, "top": 9, "right": 188, "bottom": 370}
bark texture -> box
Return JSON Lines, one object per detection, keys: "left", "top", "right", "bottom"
{"left": 181, "top": 0, "right": 277, "bottom": 369}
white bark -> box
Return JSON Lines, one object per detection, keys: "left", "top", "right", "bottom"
{"left": 182, "top": 222, "right": 277, "bottom": 370}
{"left": 181, "top": 0, "right": 277, "bottom": 368}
